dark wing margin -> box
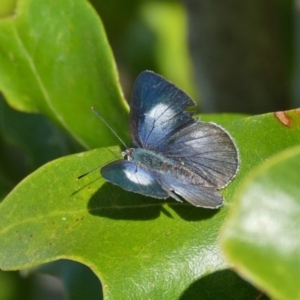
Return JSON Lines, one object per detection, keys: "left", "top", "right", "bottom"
{"left": 130, "top": 71, "right": 196, "bottom": 150}
{"left": 161, "top": 122, "right": 239, "bottom": 189}
{"left": 101, "top": 160, "right": 169, "bottom": 199}
{"left": 157, "top": 175, "right": 224, "bottom": 208}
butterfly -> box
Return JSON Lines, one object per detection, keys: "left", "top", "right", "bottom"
{"left": 100, "top": 71, "right": 239, "bottom": 208}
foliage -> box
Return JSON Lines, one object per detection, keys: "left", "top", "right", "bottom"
{"left": 0, "top": 0, "right": 299, "bottom": 299}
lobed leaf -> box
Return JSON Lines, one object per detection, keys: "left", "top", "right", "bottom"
{"left": 1, "top": 109, "right": 300, "bottom": 298}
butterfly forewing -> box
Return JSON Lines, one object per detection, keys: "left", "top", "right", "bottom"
{"left": 130, "top": 71, "right": 196, "bottom": 149}
{"left": 101, "top": 160, "right": 169, "bottom": 199}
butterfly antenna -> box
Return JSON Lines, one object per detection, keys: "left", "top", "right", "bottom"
{"left": 77, "top": 156, "right": 120, "bottom": 180}
{"left": 77, "top": 165, "right": 101, "bottom": 179}
{"left": 91, "top": 107, "right": 128, "bottom": 149}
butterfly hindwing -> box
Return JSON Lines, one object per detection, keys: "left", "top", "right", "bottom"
{"left": 161, "top": 122, "right": 239, "bottom": 189}
{"left": 157, "top": 174, "right": 224, "bottom": 208}
{"left": 101, "top": 160, "right": 169, "bottom": 199}
{"left": 130, "top": 71, "right": 196, "bottom": 149}
{"left": 101, "top": 156, "right": 225, "bottom": 208}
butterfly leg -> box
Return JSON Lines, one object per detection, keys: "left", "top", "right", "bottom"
{"left": 160, "top": 186, "right": 183, "bottom": 203}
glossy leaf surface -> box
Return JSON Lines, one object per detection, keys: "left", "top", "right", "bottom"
{"left": 222, "top": 145, "right": 300, "bottom": 300}
{"left": 1, "top": 109, "right": 300, "bottom": 298}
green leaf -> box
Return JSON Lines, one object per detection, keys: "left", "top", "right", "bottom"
{"left": 0, "top": 0, "right": 16, "bottom": 18}
{"left": 0, "top": 96, "right": 83, "bottom": 183}
{"left": 1, "top": 109, "right": 300, "bottom": 298}
{"left": 0, "top": 0, "right": 129, "bottom": 148}
{"left": 221, "top": 145, "right": 300, "bottom": 300}
{"left": 0, "top": 147, "right": 229, "bottom": 299}
{"left": 180, "top": 269, "right": 269, "bottom": 300}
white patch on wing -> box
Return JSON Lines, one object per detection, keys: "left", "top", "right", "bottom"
{"left": 146, "top": 103, "right": 174, "bottom": 124}
{"left": 124, "top": 169, "right": 154, "bottom": 186}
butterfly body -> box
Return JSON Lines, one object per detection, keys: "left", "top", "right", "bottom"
{"left": 125, "top": 147, "right": 206, "bottom": 186}
{"left": 101, "top": 71, "right": 239, "bottom": 208}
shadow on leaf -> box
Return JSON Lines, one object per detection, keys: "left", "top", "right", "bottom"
{"left": 180, "top": 269, "right": 269, "bottom": 300}
{"left": 87, "top": 182, "right": 219, "bottom": 221}
{"left": 169, "top": 204, "right": 219, "bottom": 221}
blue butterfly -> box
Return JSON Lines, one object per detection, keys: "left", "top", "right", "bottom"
{"left": 101, "top": 71, "right": 239, "bottom": 208}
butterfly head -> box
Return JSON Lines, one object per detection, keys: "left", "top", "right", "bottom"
{"left": 121, "top": 148, "right": 134, "bottom": 161}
